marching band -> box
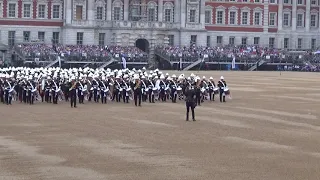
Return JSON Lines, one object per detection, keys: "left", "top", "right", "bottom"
{"left": 0, "top": 67, "right": 231, "bottom": 107}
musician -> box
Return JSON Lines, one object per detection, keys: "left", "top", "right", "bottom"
{"left": 99, "top": 77, "right": 108, "bottom": 104}
{"left": 69, "top": 77, "right": 77, "bottom": 108}
{"left": 140, "top": 76, "right": 148, "bottom": 102}
{"left": 0, "top": 78, "right": 4, "bottom": 103}
{"left": 217, "top": 76, "right": 227, "bottom": 103}
{"left": 159, "top": 75, "right": 167, "bottom": 102}
{"left": 147, "top": 75, "right": 155, "bottom": 103}
{"left": 4, "top": 79, "right": 13, "bottom": 105}
{"left": 27, "top": 79, "right": 35, "bottom": 105}
{"left": 169, "top": 78, "right": 178, "bottom": 103}
{"left": 121, "top": 77, "right": 130, "bottom": 103}
{"left": 112, "top": 77, "right": 120, "bottom": 102}
{"left": 44, "top": 78, "right": 52, "bottom": 103}
{"left": 78, "top": 80, "right": 85, "bottom": 104}
{"left": 92, "top": 77, "right": 100, "bottom": 103}
{"left": 208, "top": 77, "right": 216, "bottom": 101}
{"left": 195, "top": 78, "right": 202, "bottom": 106}
{"left": 184, "top": 84, "right": 196, "bottom": 121}
{"left": 51, "top": 78, "right": 59, "bottom": 104}
{"left": 133, "top": 76, "right": 142, "bottom": 106}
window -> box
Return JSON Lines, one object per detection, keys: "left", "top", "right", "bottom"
{"left": 205, "top": 10, "right": 211, "bottom": 24}
{"left": 189, "top": 9, "right": 196, "bottom": 23}
{"left": 38, "top": 32, "right": 45, "bottom": 42}
{"left": 284, "top": 0, "right": 290, "bottom": 4}
{"left": 148, "top": 8, "right": 156, "bottom": 21}
{"left": 297, "top": 38, "right": 302, "bottom": 49}
{"left": 23, "top": 31, "right": 30, "bottom": 42}
{"left": 269, "top": 37, "right": 275, "bottom": 48}
{"left": 254, "top": 37, "right": 260, "bottom": 45}
{"left": 113, "top": 7, "right": 121, "bottom": 20}
{"left": 98, "top": 33, "right": 105, "bottom": 46}
{"left": 190, "top": 35, "right": 197, "bottom": 45}
{"left": 216, "top": 11, "right": 224, "bottom": 24}
{"left": 254, "top": 12, "right": 260, "bottom": 25}
{"left": 241, "top": 37, "right": 247, "bottom": 45}
{"left": 284, "top": 38, "right": 289, "bottom": 49}
{"left": 269, "top": 0, "right": 276, "bottom": 3}
{"left": 241, "top": 12, "right": 248, "bottom": 25}
{"left": 269, "top": 13, "right": 276, "bottom": 26}
{"left": 311, "top": 39, "right": 317, "bottom": 49}
{"left": 297, "top": 14, "right": 303, "bottom": 27}
{"left": 38, "top": 4, "right": 46, "bottom": 18}
{"left": 164, "top": 9, "right": 172, "bottom": 22}
{"left": 52, "top": 32, "right": 59, "bottom": 44}
{"left": 168, "top": 35, "right": 174, "bottom": 46}
{"left": 207, "top": 36, "right": 211, "bottom": 47}
{"left": 52, "top": 5, "right": 60, "bottom": 19}
{"left": 311, "top": 14, "right": 317, "bottom": 27}
{"left": 23, "top": 4, "right": 31, "bottom": 18}
{"left": 8, "top": 31, "right": 15, "bottom": 46}
{"left": 96, "top": 7, "right": 103, "bottom": 20}
{"left": 8, "top": 3, "right": 16, "bottom": 18}
{"left": 77, "top": 32, "right": 84, "bottom": 45}
{"left": 229, "top": 11, "right": 236, "bottom": 25}
{"left": 229, "top": 37, "right": 235, "bottom": 45}
{"left": 283, "top": 13, "right": 290, "bottom": 26}
{"left": 217, "top": 36, "right": 223, "bottom": 45}
{"left": 297, "top": 0, "right": 303, "bottom": 5}
{"left": 254, "top": 0, "right": 260, "bottom": 2}
{"left": 76, "top": 5, "right": 83, "bottom": 20}
{"left": 311, "top": 0, "right": 317, "bottom": 5}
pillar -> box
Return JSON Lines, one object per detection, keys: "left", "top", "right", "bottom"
{"left": 65, "top": 0, "right": 72, "bottom": 24}
{"left": 124, "top": 0, "right": 129, "bottom": 21}
{"left": 292, "top": 0, "right": 297, "bottom": 31}
{"left": 180, "top": 0, "right": 186, "bottom": 28}
{"left": 305, "top": 0, "right": 310, "bottom": 32}
{"left": 158, "top": 0, "right": 163, "bottom": 22}
{"left": 87, "top": 0, "right": 94, "bottom": 23}
{"left": 277, "top": 0, "right": 283, "bottom": 31}
{"left": 174, "top": 0, "right": 180, "bottom": 23}
{"left": 199, "top": 0, "right": 205, "bottom": 28}
{"left": 107, "top": 0, "right": 112, "bottom": 21}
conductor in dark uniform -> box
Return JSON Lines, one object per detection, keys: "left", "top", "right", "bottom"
{"left": 184, "top": 84, "right": 196, "bottom": 121}
{"left": 133, "top": 75, "right": 142, "bottom": 107}
{"left": 68, "top": 77, "right": 77, "bottom": 108}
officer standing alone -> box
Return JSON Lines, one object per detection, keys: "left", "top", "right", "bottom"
{"left": 184, "top": 84, "right": 196, "bottom": 121}
{"left": 69, "top": 77, "right": 77, "bottom": 108}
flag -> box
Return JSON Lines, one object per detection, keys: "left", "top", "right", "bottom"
{"left": 122, "top": 56, "right": 127, "bottom": 69}
{"left": 231, "top": 56, "right": 236, "bottom": 69}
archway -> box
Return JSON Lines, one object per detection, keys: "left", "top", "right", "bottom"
{"left": 135, "top": 39, "right": 149, "bottom": 53}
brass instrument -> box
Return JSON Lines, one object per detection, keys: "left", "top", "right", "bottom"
{"left": 196, "top": 79, "right": 201, "bottom": 88}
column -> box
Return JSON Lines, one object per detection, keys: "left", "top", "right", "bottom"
{"left": 158, "top": 0, "right": 163, "bottom": 22}
{"left": 124, "top": 0, "right": 129, "bottom": 21}
{"left": 292, "top": 0, "right": 297, "bottom": 31}
{"left": 107, "top": 0, "right": 112, "bottom": 21}
{"left": 174, "top": 0, "right": 180, "bottom": 23}
{"left": 305, "top": 0, "right": 310, "bottom": 32}
{"left": 199, "top": 0, "right": 205, "bottom": 27}
{"left": 180, "top": 0, "right": 186, "bottom": 28}
{"left": 277, "top": 0, "right": 283, "bottom": 31}
{"left": 65, "top": 0, "right": 72, "bottom": 24}
{"left": 88, "top": 0, "right": 94, "bottom": 23}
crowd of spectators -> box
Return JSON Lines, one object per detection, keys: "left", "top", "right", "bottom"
{"left": 16, "top": 44, "right": 149, "bottom": 62}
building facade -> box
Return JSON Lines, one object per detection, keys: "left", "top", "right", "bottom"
{"left": 0, "top": 0, "right": 319, "bottom": 51}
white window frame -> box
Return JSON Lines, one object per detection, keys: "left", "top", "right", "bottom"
{"left": 147, "top": 1, "right": 158, "bottom": 22}
{"left": 7, "top": 2, "right": 17, "bottom": 18}
{"left": 52, "top": 3, "right": 62, "bottom": 19}
{"left": 269, "top": 0, "right": 276, "bottom": 4}
{"left": 269, "top": 12, "right": 277, "bottom": 26}
{"left": 283, "top": 12, "right": 291, "bottom": 27}
{"left": 297, "top": 38, "right": 303, "bottom": 49}
{"left": 253, "top": 7, "right": 262, "bottom": 26}
{"left": 95, "top": 0, "right": 106, "bottom": 20}
{"left": 228, "top": 6, "right": 238, "bottom": 25}
{"left": 215, "top": 6, "right": 226, "bottom": 25}
{"left": 73, "top": 0, "right": 87, "bottom": 20}
{"left": 297, "top": 0, "right": 303, "bottom": 5}
{"left": 112, "top": 0, "right": 123, "bottom": 21}
{"left": 284, "top": 38, "right": 289, "bottom": 49}
{"left": 37, "top": 3, "right": 47, "bottom": 19}
{"left": 240, "top": 7, "right": 250, "bottom": 25}
{"left": 22, "top": 3, "right": 32, "bottom": 19}
{"left": 296, "top": 13, "right": 304, "bottom": 27}
{"left": 204, "top": 5, "right": 212, "bottom": 24}
{"left": 283, "top": 0, "right": 291, "bottom": 4}
{"left": 310, "top": 13, "right": 318, "bottom": 28}
{"left": 163, "top": 2, "right": 174, "bottom": 23}
{"left": 311, "top": 0, "right": 318, "bottom": 6}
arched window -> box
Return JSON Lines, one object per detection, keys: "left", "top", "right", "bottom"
{"left": 112, "top": 0, "right": 123, "bottom": 21}
{"left": 163, "top": 2, "right": 174, "bottom": 22}
{"left": 129, "top": 0, "right": 141, "bottom": 21}
{"left": 147, "top": 1, "right": 157, "bottom": 21}
{"left": 95, "top": 0, "right": 106, "bottom": 20}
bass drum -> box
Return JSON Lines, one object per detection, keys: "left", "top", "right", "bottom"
{"left": 213, "top": 87, "right": 219, "bottom": 94}
{"left": 224, "top": 88, "right": 230, "bottom": 96}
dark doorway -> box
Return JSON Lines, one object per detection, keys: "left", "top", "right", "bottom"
{"left": 135, "top": 39, "right": 149, "bottom": 53}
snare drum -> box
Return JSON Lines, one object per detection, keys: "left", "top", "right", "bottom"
{"left": 224, "top": 88, "right": 230, "bottom": 95}
{"left": 201, "top": 87, "right": 206, "bottom": 93}
{"left": 213, "top": 87, "right": 219, "bottom": 94}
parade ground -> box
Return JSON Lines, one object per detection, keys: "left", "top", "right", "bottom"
{"left": 0, "top": 71, "right": 320, "bottom": 180}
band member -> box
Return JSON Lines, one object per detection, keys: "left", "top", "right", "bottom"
{"left": 218, "top": 76, "right": 227, "bottom": 103}
{"left": 195, "top": 78, "right": 202, "bottom": 106}
{"left": 44, "top": 78, "right": 52, "bottom": 103}
{"left": 112, "top": 76, "right": 121, "bottom": 102}
{"left": 4, "top": 78, "right": 14, "bottom": 105}
{"left": 208, "top": 77, "right": 216, "bottom": 101}
{"left": 133, "top": 75, "right": 142, "bottom": 106}
{"left": 69, "top": 77, "right": 77, "bottom": 108}
{"left": 184, "top": 84, "right": 196, "bottom": 121}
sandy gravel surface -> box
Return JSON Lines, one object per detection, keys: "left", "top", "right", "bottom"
{"left": 0, "top": 71, "right": 319, "bottom": 180}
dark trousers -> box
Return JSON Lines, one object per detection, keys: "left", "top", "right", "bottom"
{"left": 112, "top": 90, "right": 120, "bottom": 102}
{"left": 196, "top": 92, "right": 201, "bottom": 106}
{"left": 219, "top": 90, "right": 226, "bottom": 102}
{"left": 134, "top": 91, "right": 142, "bottom": 106}
{"left": 52, "top": 91, "right": 58, "bottom": 104}
{"left": 4, "top": 90, "right": 12, "bottom": 105}
{"left": 186, "top": 101, "right": 195, "bottom": 121}
{"left": 0, "top": 91, "right": 4, "bottom": 103}
{"left": 27, "top": 91, "right": 34, "bottom": 104}
{"left": 159, "top": 89, "right": 166, "bottom": 101}
{"left": 148, "top": 90, "right": 155, "bottom": 103}
{"left": 101, "top": 91, "right": 107, "bottom": 104}
{"left": 70, "top": 92, "right": 77, "bottom": 107}
{"left": 209, "top": 91, "right": 215, "bottom": 101}
{"left": 93, "top": 89, "right": 99, "bottom": 102}
{"left": 170, "top": 90, "right": 177, "bottom": 103}
{"left": 78, "top": 91, "right": 84, "bottom": 104}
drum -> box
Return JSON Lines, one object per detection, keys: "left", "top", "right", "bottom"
{"left": 119, "top": 88, "right": 123, "bottom": 92}
{"left": 152, "top": 87, "right": 158, "bottom": 94}
{"left": 213, "top": 87, "right": 219, "bottom": 94}
{"left": 126, "top": 88, "right": 131, "bottom": 92}
{"left": 201, "top": 87, "right": 206, "bottom": 93}
{"left": 224, "top": 88, "right": 230, "bottom": 95}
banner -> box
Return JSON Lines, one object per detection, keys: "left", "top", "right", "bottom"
{"left": 231, "top": 56, "right": 236, "bottom": 69}
{"left": 122, "top": 56, "right": 127, "bottom": 69}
